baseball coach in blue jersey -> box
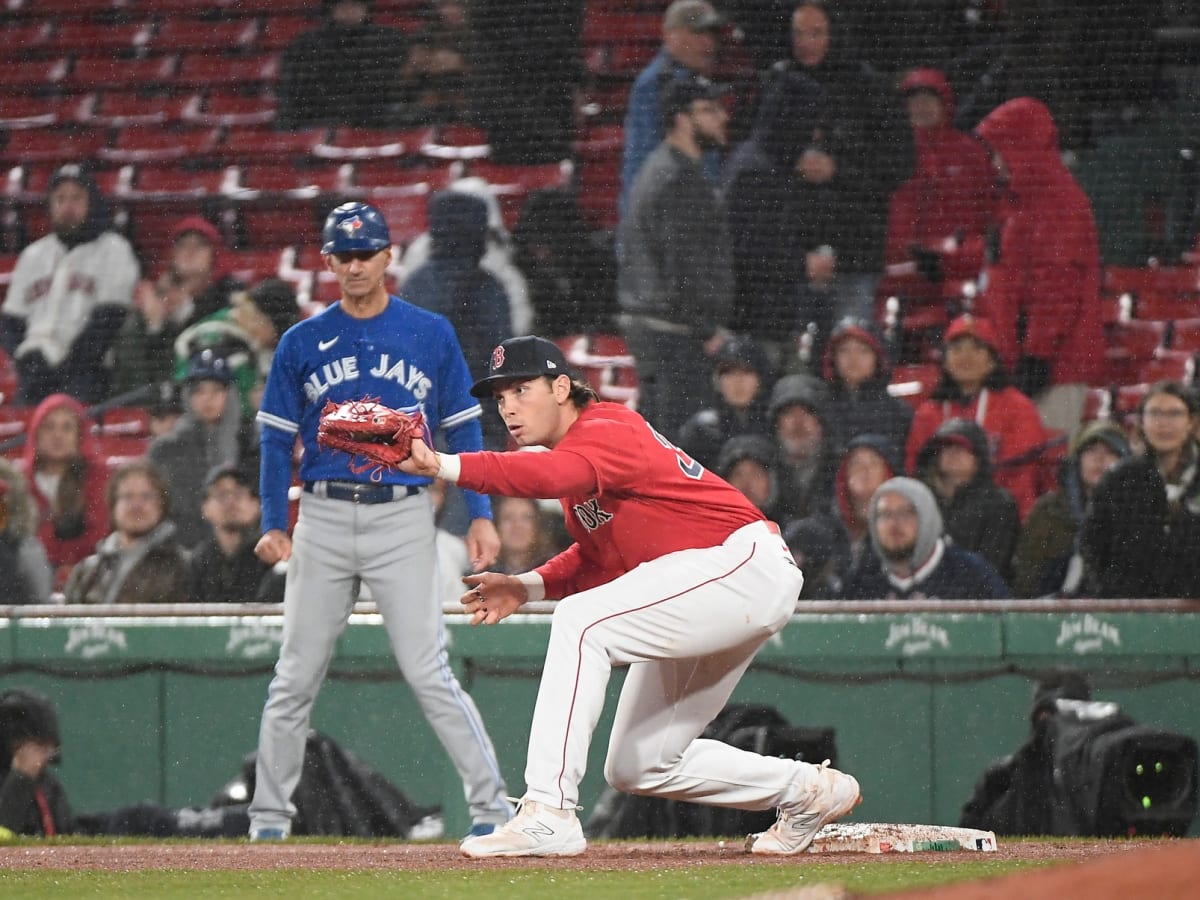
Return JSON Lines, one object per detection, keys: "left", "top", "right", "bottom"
{"left": 247, "top": 202, "right": 512, "bottom": 841}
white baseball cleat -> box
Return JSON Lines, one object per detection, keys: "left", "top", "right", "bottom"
{"left": 459, "top": 797, "right": 586, "bottom": 858}
{"left": 746, "top": 759, "right": 862, "bottom": 855}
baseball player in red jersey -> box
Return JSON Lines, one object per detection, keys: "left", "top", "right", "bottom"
{"left": 399, "top": 335, "right": 861, "bottom": 858}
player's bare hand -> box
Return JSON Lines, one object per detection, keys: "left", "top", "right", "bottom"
{"left": 460, "top": 573, "right": 528, "bottom": 625}
{"left": 465, "top": 517, "right": 500, "bottom": 571}
{"left": 255, "top": 529, "right": 292, "bottom": 565}
{"left": 398, "top": 437, "right": 442, "bottom": 477}
{"left": 11, "top": 740, "right": 57, "bottom": 779}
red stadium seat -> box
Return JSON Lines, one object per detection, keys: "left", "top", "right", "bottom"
{"left": 231, "top": 162, "right": 350, "bottom": 199}
{"left": 0, "top": 353, "right": 20, "bottom": 414}
{"left": 312, "top": 127, "right": 425, "bottom": 161}
{"left": 419, "top": 124, "right": 490, "bottom": 161}
{"left": 150, "top": 19, "right": 259, "bottom": 54}
{"left": 0, "top": 22, "right": 52, "bottom": 60}
{"left": 367, "top": 193, "right": 429, "bottom": 246}
{"left": 174, "top": 52, "right": 279, "bottom": 90}
{"left": 887, "top": 363, "right": 942, "bottom": 409}
{"left": 93, "top": 407, "right": 151, "bottom": 438}
{"left": 126, "top": 164, "right": 234, "bottom": 202}
{"left": 258, "top": 15, "right": 316, "bottom": 50}
{"left": 1114, "top": 383, "right": 1150, "bottom": 420}
{"left": 554, "top": 333, "right": 639, "bottom": 407}
{"left": 239, "top": 203, "right": 323, "bottom": 249}
{"left": 220, "top": 126, "right": 327, "bottom": 163}
{"left": 65, "top": 56, "right": 178, "bottom": 92}
{"left": 181, "top": 91, "right": 276, "bottom": 127}
{"left": 351, "top": 160, "right": 452, "bottom": 197}
{"left": 1106, "top": 319, "right": 1169, "bottom": 385}
{"left": 0, "top": 97, "right": 59, "bottom": 130}
{"left": 74, "top": 92, "right": 192, "bottom": 127}
{"left": 1170, "top": 317, "right": 1200, "bottom": 353}
{"left": 1135, "top": 291, "right": 1200, "bottom": 322}
{"left": 1081, "top": 386, "right": 1113, "bottom": 422}
{"left": 98, "top": 126, "right": 221, "bottom": 164}
{"left": 0, "top": 128, "right": 109, "bottom": 166}
{"left": 50, "top": 22, "right": 152, "bottom": 55}
{"left": 225, "top": 248, "right": 287, "bottom": 283}
{"left": 21, "top": 0, "right": 121, "bottom": 14}
{"left": 1135, "top": 350, "right": 1196, "bottom": 386}
{"left": 4, "top": 58, "right": 70, "bottom": 92}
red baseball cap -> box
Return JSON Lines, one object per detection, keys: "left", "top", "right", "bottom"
{"left": 943, "top": 314, "right": 1000, "bottom": 354}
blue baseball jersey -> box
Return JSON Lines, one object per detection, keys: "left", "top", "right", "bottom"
{"left": 256, "top": 295, "right": 489, "bottom": 532}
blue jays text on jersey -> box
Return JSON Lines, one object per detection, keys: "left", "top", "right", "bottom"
{"left": 303, "top": 353, "right": 433, "bottom": 403}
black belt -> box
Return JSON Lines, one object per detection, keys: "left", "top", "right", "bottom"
{"left": 303, "top": 481, "right": 421, "bottom": 504}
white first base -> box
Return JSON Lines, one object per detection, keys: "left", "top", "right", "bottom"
{"left": 806, "top": 823, "right": 999, "bottom": 854}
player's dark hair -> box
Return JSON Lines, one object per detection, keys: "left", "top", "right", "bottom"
{"left": 565, "top": 376, "right": 598, "bottom": 407}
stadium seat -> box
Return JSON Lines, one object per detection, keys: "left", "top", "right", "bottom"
{"left": 312, "top": 127, "right": 424, "bottom": 161}
{"left": 50, "top": 21, "right": 152, "bottom": 55}
{"left": 351, "top": 160, "right": 453, "bottom": 197}
{"left": 257, "top": 15, "right": 315, "bottom": 51}
{"left": 1081, "top": 386, "right": 1113, "bottom": 422}
{"left": 4, "top": 58, "right": 70, "bottom": 92}
{"left": 238, "top": 203, "right": 323, "bottom": 249}
{"left": 65, "top": 57, "right": 178, "bottom": 92}
{"left": 419, "top": 124, "right": 490, "bottom": 161}
{"left": 150, "top": 19, "right": 259, "bottom": 54}
{"left": 366, "top": 193, "right": 429, "bottom": 246}
{"left": 220, "top": 126, "right": 327, "bottom": 163}
{"left": 1114, "top": 382, "right": 1150, "bottom": 421}
{"left": 554, "top": 333, "right": 639, "bottom": 407}
{"left": 1135, "top": 291, "right": 1200, "bottom": 322}
{"left": 225, "top": 247, "right": 287, "bottom": 283}
{"left": 126, "top": 164, "right": 234, "bottom": 203}
{"left": 0, "top": 402, "right": 32, "bottom": 444}
{"left": 92, "top": 407, "right": 151, "bottom": 438}
{"left": 230, "top": 162, "right": 350, "bottom": 200}
{"left": 887, "top": 363, "right": 942, "bottom": 409}
{"left": 181, "top": 91, "right": 276, "bottom": 127}
{"left": 0, "top": 128, "right": 109, "bottom": 166}
{"left": 1107, "top": 318, "right": 1168, "bottom": 358}
{"left": 0, "top": 22, "right": 52, "bottom": 60}
{"left": 74, "top": 92, "right": 192, "bottom": 127}
{"left": 1170, "top": 317, "right": 1200, "bottom": 353}
{"left": 98, "top": 126, "right": 222, "bottom": 164}
{"left": 174, "top": 52, "right": 279, "bottom": 90}
{"left": 1136, "top": 350, "right": 1196, "bottom": 386}
{"left": 0, "top": 97, "right": 59, "bottom": 130}
{"left": 21, "top": 0, "right": 121, "bottom": 15}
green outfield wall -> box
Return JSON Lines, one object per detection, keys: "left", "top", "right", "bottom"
{"left": 1, "top": 600, "right": 1197, "bottom": 837}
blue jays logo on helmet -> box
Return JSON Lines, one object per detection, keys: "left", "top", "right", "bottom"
{"left": 321, "top": 202, "right": 392, "bottom": 255}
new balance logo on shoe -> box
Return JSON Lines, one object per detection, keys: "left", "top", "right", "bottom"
{"left": 747, "top": 760, "right": 862, "bottom": 856}
{"left": 460, "top": 797, "right": 586, "bottom": 858}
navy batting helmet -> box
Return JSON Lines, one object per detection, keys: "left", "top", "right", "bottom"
{"left": 320, "top": 202, "right": 392, "bottom": 255}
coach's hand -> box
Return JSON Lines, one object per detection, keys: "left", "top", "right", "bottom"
{"left": 466, "top": 517, "right": 500, "bottom": 571}
{"left": 256, "top": 529, "right": 292, "bottom": 565}
{"left": 460, "top": 573, "right": 528, "bottom": 626}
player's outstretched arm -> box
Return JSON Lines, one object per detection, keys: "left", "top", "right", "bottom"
{"left": 460, "top": 572, "right": 529, "bottom": 626}
{"left": 399, "top": 437, "right": 443, "bottom": 478}
{"left": 465, "top": 518, "right": 500, "bottom": 571}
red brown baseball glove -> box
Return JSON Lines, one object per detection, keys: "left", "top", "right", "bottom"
{"left": 316, "top": 397, "right": 428, "bottom": 480}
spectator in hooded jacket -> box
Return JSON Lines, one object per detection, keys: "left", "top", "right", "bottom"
{"left": 723, "top": 68, "right": 834, "bottom": 370}
{"left": 678, "top": 335, "right": 774, "bottom": 471}
{"left": 1079, "top": 382, "right": 1200, "bottom": 599}
{"left": 905, "top": 314, "right": 1048, "bottom": 520}
{"left": 401, "top": 177, "right": 532, "bottom": 336}
{"left": 841, "top": 477, "right": 1009, "bottom": 600}
{"left": 766, "top": 373, "right": 836, "bottom": 522}
{"left": 113, "top": 215, "right": 244, "bottom": 401}
{"left": 821, "top": 317, "right": 912, "bottom": 462}
{"left": 753, "top": 2, "right": 913, "bottom": 322}
{"left": 1011, "top": 420, "right": 1130, "bottom": 598}
{"left": 914, "top": 418, "right": 1020, "bottom": 583}
{"left": 883, "top": 68, "right": 993, "bottom": 308}
{"left": 714, "top": 432, "right": 791, "bottom": 526}
{"left": 831, "top": 434, "right": 898, "bottom": 573}
{"left": 403, "top": 190, "right": 514, "bottom": 382}
{"left": 973, "top": 97, "right": 1104, "bottom": 435}
{"left": 0, "top": 163, "right": 138, "bottom": 405}
{"left": 63, "top": 459, "right": 191, "bottom": 605}
{"left": 0, "top": 460, "right": 53, "bottom": 604}
{"left": 22, "top": 394, "right": 109, "bottom": 590}
{"left": 147, "top": 351, "right": 259, "bottom": 550}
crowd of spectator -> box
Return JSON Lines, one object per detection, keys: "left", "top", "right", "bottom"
{"left": 0, "top": 0, "right": 1197, "bottom": 604}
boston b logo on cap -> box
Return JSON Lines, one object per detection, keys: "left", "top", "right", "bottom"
{"left": 471, "top": 335, "right": 573, "bottom": 397}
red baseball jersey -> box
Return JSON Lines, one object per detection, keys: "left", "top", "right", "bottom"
{"left": 456, "top": 402, "right": 765, "bottom": 598}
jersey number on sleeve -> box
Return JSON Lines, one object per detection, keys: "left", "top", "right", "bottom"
{"left": 648, "top": 424, "right": 704, "bottom": 480}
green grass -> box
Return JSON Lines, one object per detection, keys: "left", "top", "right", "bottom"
{"left": 0, "top": 835, "right": 1102, "bottom": 898}
{"left": 0, "top": 853, "right": 1054, "bottom": 900}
